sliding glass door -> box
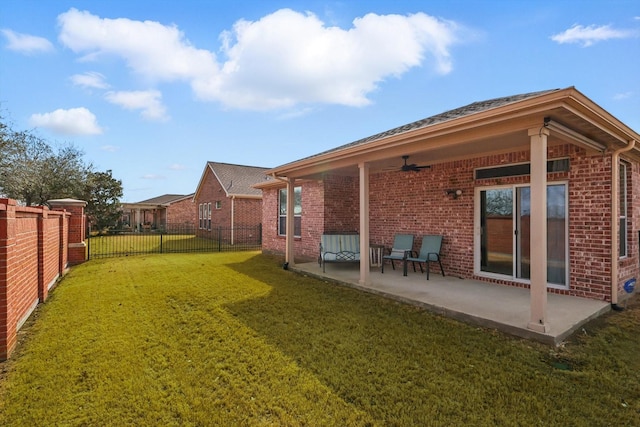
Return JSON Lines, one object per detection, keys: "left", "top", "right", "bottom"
{"left": 480, "top": 189, "right": 514, "bottom": 275}
{"left": 479, "top": 184, "right": 567, "bottom": 286}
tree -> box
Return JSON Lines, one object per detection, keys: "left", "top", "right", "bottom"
{"left": 0, "top": 124, "right": 53, "bottom": 205}
{"left": 41, "top": 144, "right": 93, "bottom": 205}
{"left": 1, "top": 132, "right": 90, "bottom": 205}
{"left": 1, "top": 112, "right": 124, "bottom": 230}
{"left": 83, "top": 170, "right": 123, "bottom": 231}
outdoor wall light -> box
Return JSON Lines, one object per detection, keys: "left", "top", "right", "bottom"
{"left": 445, "top": 189, "right": 463, "bottom": 199}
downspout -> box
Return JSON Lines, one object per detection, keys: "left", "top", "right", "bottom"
{"left": 231, "top": 196, "right": 235, "bottom": 245}
{"left": 611, "top": 139, "right": 636, "bottom": 310}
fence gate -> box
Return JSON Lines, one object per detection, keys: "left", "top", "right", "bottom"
{"left": 87, "top": 224, "right": 262, "bottom": 259}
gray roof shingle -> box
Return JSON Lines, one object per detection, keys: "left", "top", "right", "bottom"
{"left": 302, "top": 88, "right": 561, "bottom": 161}
{"left": 207, "top": 162, "right": 271, "bottom": 197}
{"left": 138, "top": 194, "right": 194, "bottom": 205}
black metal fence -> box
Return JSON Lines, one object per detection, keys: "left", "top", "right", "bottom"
{"left": 87, "top": 224, "right": 262, "bottom": 259}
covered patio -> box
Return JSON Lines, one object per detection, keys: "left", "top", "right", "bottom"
{"left": 291, "top": 261, "right": 610, "bottom": 346}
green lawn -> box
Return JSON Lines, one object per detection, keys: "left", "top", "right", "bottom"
{"left": 1, "top": 252, "right": 639, "bottom": 426}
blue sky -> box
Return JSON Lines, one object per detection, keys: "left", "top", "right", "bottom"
{"left": 1, "top": 0, "right": 639, "bottom": 202}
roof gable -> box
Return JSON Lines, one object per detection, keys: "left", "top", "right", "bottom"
{"left": 195, "top": 162, "right": 271, "bottom": 199}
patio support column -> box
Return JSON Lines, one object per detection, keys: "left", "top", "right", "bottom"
{"left": 285, "top": 178, "right": 296, "bottom": 267}
{"left": 528, "top": 126, "right": 549, "bottom": 333}
{"left": 359, "top": 162, "right": 370, "bottom": 285}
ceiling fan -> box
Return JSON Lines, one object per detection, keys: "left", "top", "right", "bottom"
{"left": 400, "top": 155, "right": 430, "bottom": 172}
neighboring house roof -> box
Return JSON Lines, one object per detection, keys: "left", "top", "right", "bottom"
{"left": 137, "top": 194, "right": 194, "bottom": 205}
{"left": 194, "top": 162, "right": 272, "bottom": 199}
{"left": 121, "top": 194, "right": 194, "bottom": 210}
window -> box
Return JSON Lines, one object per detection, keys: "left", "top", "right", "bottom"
{"left": 199, "top": 203, "right": 210, "bottom": 230}
{"left": 620, "top": 162, "right": 628, "bottom": 258}
{"left": 278, "top": 187, "right": 301, "bottom": 237}
{"left": 475, "top": 158, "right": 569, "bottom": 180}
{"left": 215, "top": 201, "right": 222, "bottom": 210}
{"left": 477, "top": 183, "right": 568, "bottom": 287}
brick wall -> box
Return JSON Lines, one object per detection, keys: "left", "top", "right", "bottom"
{"left": 261, "top": 145, "right": 639, "bottom": 302}
{"left": 167, "top": 197, "right": 196, "bottom": 226}
{"left": 195, "top": 168, "right": 230, "bottom": 235}
{"left": 194, "top": 167, "right": 263, "bottom": 239}
{"left": 261, "top": 180, "right": 325, "bottom": 261}
{"left": 0, "top": 198, "right": 86, "bottom": 360}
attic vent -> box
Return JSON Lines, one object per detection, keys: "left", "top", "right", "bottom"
{"left": 475, "top": 158, "right": 569, "bottom": 180}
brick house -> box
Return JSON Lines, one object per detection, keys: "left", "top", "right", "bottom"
{"left": 256, "top": 87, "right": 640, "bottom": 334}
{"left": 193, "top": 162, "right": 271, "bottom": 241}
{"left": 121, "top": 194, "right": 195, "bottom": 231}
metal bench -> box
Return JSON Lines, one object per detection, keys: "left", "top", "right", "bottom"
{"left": 319, "top": 234, "right": 360, "bottom": 272}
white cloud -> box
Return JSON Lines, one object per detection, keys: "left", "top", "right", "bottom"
{"left": 58, "top": 8, "right": 217, "bottom": 82}
{"left": 551, "top": 24, "right": 636, "bottom": 47}
{"left": 168, "top": 164, "right": 186, "bottom": 170}
{"left": 206, "top": 9, "right": 460, "bottom": 109}
{"left": 71, "top": 71, "right": 109, "bottom": 89}
{"left": 141, "top": 174, "right": 165, "bottom": 180}
{"left": 613, "top": 91, "right": 633, "bottom": 100}
{"left": 101, "top": 145, "right": 119, "bottom": 152}
{"left": 104, "top": 90, "right": 168, "bottom": 121}
{"left": 1, "top": 29, "right": 54, "bottom": 54}
{"left": 277, "top": 107, "right": 315, "bottom": 120}
{"left": 57, "top": 8, "right": 462, "bottom": 111}
{"left": 29, "top": 107, "right": 103, "bottom": 135}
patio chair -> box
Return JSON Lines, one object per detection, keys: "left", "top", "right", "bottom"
{"left": 381, "top": 234, "right": 414, "bottom": 276}
{"left": 406, "top": 235, "right": 445, "bottom": 280}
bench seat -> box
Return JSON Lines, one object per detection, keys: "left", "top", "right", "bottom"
{"left": 319, "top": 234, "right": 360, "bottom": 272}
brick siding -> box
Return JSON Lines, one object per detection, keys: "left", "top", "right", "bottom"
{"left": 166, "top": 197, "right": 196, "bottom": 226}
{"left": 194, "top": 167, "right": 262, "bottom": 238}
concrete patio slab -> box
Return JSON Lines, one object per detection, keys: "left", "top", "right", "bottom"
{"left": 290, "top": 261, "right": 611, "bottom": 345}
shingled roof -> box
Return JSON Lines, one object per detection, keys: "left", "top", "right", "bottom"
{"left": 206, "top": 162, "right": 271, "bottom": 197}
{"left": 302, "top": 88, "right": 561, "bottom": 161}
{"left": 137, "top": 194, "right": 194, "bottom": 205}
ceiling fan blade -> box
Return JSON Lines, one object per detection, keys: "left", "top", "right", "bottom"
{"left": 398, "top": 155, "right": 430, "bottom": 171}
{"left": 402, "top": 163, "right": 430, "bottom": 172}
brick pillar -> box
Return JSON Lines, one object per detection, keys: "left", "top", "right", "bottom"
{"left": 48, "top": 199, "right": 87, "bottom": 265}
{"left": 37, "top": 205, "right": 48, "bottom": 302}
{"left": 58, "top": 213, "right": 66, "bottom": 275}
{"left": 0, "top": 199, "right": 17, "bottom": 360}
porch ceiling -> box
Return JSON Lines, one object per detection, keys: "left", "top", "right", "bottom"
{"left": 291, "top": 113, "right": 579, "bottom": 179}
{"left": 324, "top": 129, "right": 534, "bottom": 178}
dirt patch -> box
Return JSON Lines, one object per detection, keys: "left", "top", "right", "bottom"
{"left": 565, "top": 294, "right": 638, "bottom": 345}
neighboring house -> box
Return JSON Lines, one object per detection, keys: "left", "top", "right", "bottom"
{"left": 193, "top": 162, "right": 271, "bottom": 242}
{"left": 120, "top": 194, "right": 195, "bottom": 231}
{"left": 256, "top": 87, "right": 640, "bottom": 334}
